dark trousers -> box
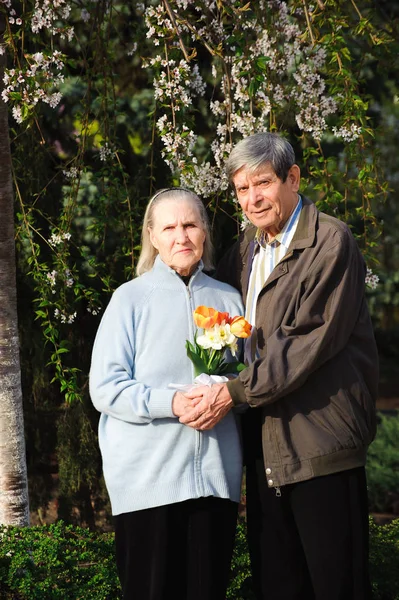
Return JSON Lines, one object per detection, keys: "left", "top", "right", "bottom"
{"left": 114, "top": 496, "right": 238, "bottom": 600}
{"left": 246, "top": 460, "right": 372, "bottom": 600}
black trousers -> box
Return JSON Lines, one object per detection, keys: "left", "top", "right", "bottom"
{"left": 114, "top": 496, "right": 238, "bottom": 600}
{"left": 246, "top": 460, "right": 372, "bottom": 600}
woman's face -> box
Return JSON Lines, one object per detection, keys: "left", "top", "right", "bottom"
{"left": 149, "top": 198, "right": 206, "bottom": 276}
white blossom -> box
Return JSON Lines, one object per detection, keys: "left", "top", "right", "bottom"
{"left": 365, "top": 268, "right": 379, "bottom": 290}
{"left": 63, "top": 167, "right": 78, "bottom": 180}
{"left": 49, "top": 231, "right": 70, "bottom": 246}
{"left": 12, "top": 105, "right": 23, "bottom": 123}
{"left": 127, "top": 42, "right": 138, "bottom": 56}
{"left": 55, "top": 310, "right": 77, "bottom": 324}
{"left": 332, "top": 123, "right": 362, "bottom": 142}
{"left": 49, "top": 233, "right": 63, "bottom": 246}
{"left": 81, "top": 8, "right": 90, "bottom": 22}
{"left": 5, "top": 49, "right": 66, "bottom": 122}
{"left": 32, "top": 52, "right": 44, "bottom": 64}
{"left": 46, "top": 270, "right": 58, "bottom": 286}
{"left": 64, "top": 269, "right": 74, "bottom": 287}
{"left": 99, "top": 143, "right": 114, "bottom": 162}
{"left": 240, "top": 212, "right": 252, "bottom": 231}
{"left": 44, "top": 91, "right": 63, "bottom": 108}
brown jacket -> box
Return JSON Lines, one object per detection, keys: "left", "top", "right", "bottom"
{"left": 217, "top": 197, "right": 378, "bottom": 489}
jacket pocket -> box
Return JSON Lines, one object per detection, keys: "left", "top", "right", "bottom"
{"left": 275, "top": 406, "right": 354, "bottom": 464}
{"left": 328, "top": 387, "right": 374, "bottom": 447}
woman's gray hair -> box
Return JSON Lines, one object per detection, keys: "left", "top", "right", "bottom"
{"left": 136, "top": 188, "right": 214, "bottom": 276}
{"left": 226, "top": 132, "right": 296, "bottom": 184}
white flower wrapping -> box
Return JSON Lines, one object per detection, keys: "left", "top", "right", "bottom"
{"left": 168, "top": 373, "right": 229, "bottom": 392}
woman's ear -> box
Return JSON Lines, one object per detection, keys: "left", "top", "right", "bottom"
{"left": 149, "top": 227, "right": 158, "bottom": 250}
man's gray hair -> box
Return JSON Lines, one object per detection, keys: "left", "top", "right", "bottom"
{"left": 136, "top": 188, "right": 214, "bottom": 276}
{"left": 226, "top": 132, "right": 296, "bottom": 184}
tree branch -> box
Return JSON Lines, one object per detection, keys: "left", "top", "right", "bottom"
{"left": 162, "top": 0, "right": 190, "bottom": 62}
{"left": 302, "top": 0, "right": 315, "bottom": 45}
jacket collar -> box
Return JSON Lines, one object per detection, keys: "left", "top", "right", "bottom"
{"left": 289, "top": 196, "right": 318, "bottom": 250}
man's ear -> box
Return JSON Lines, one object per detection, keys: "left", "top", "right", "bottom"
{"left": 288, "top": 164, "right": 301, "bottom": 192}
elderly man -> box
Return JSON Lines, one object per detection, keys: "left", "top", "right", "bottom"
{"left": 181, "top": 132, "right": 378, "bottom": 600}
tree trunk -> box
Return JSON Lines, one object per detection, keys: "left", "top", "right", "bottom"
{"left": 0, "top": 17, "right": 29, "bottom": 526}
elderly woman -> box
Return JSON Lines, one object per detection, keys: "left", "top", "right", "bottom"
{"left": 89, "top": 188, "right": 244, "bottom": 600}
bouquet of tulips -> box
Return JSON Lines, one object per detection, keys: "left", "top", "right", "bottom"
{"left": 186, "top": 305, "right": 252, "bottom": 377}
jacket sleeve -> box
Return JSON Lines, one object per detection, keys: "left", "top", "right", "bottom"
{"left": 89, "top": 291, "right": 176, "bottom": 423}
{"left": 227, "top": 226, "right": 369, "bottom": 407}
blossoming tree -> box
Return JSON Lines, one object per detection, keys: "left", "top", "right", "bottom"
{"left": 0, "top": 0, "right": 395, "bottom": 519}
{"left": 142, "top": 0, "right": 388, "bottom": 246}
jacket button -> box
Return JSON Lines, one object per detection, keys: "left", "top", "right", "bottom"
{"left": 268, "top": 479, "right": 274, "bottom": 486}
{"left": 265, "top": 468, "right": 272, "bottom": 475}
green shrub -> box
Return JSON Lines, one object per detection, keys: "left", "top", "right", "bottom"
{"left": 367, "top": 412, "right": 399, "bottom": 513}
{"left": 229, "top": 516, "right": 399, "bottom": 600}
{"left": 0, "top": 521, "right": 121, "bottom": 599}
{"left": 370, "top": 517, "right": 399, "bottom": 600}
{"left": 0, "top": 517, "right": 398, "bottom": 599}
{"left": 227, "top": 518, "right": 255, "bottom": 600}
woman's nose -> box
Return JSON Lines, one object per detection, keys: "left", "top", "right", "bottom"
{"left": 176, "top": 227, "right": 189, "bottom": 242}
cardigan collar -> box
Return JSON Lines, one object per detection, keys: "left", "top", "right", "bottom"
{"left": 152, "top": 254, "right": 204, "bottom": 282}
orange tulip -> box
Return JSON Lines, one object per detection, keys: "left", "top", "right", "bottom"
{"left": 216, "top": 311, "right": 230, "bottom": 325}
{"left": 230, "top": 316, "right": 252, "bottom": 338}
{"left": 193, "top": 306, "right": 219, "bottom": 329}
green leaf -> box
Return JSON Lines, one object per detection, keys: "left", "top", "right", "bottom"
{"left": 185, "top": 340, "right": 209, "bottom": 375}
{"left": 216, "top": 361, "right": 246, "bottom": 375}
{"left": 57, "top": 348, "right": 69, "bottom": 354}
{"left": 255, "top": 55, "right": 271, "bottom": 70}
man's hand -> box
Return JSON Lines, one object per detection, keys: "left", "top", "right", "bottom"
{"left": 179, "top": 383, "right": 233, "bottom": 430}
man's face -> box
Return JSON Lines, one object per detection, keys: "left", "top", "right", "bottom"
{"left": 233, "top": 162, "right": 301, "bottom": 239}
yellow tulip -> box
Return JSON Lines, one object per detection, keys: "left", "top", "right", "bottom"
{"left": 230, "top": 316, "right": 252, "bottom": 338}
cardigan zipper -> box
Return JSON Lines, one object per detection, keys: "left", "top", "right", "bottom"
{"left": 185, "top": 279, "right": 205, "bottom": 497}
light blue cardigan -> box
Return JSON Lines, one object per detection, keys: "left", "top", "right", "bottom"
{"left": 89, "top": 257, "right": 244, "bottom": 515}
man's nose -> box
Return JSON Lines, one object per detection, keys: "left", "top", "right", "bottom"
{"left": 248, "top": 185, "right": 262, "bottom": 206}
